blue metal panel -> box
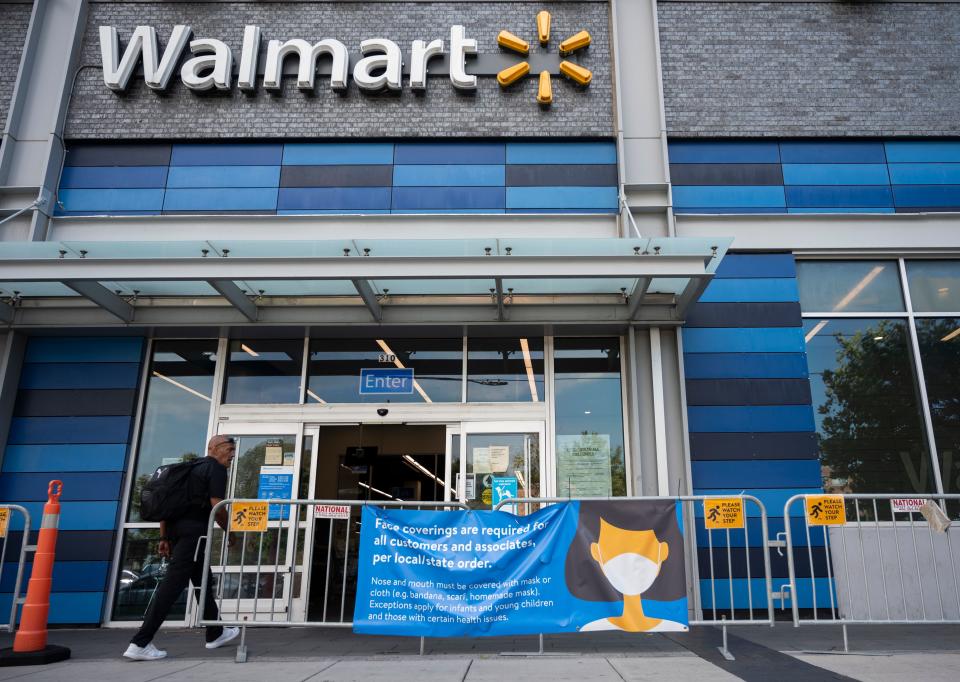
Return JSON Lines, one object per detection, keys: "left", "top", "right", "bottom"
{"left": 393, "top": 187, "right": 505, "bottom": 210}
{"left": 888, "top": 163, "right": 960, "bottom": 185}
{"left": 0, "top": 592, "right": 105, "bottom": 624}
{"left": 885, "top": 141, "right": 960, "bottom": 163}
{"left": 687, "top": 405, "right": 816, "bottom": 432}
{"left": 394, "top": 209, "right": 506, "bottom": 214}
{"left": 8, "top": 416, "right": 132, "bottom": 445}
{"left": 714, "top": 254, "right": 796, "bottom": 279}
{"left": 672, "top": 186, "right": 786, "bottom": 208}
{"left": 282, "top": 143, "right": 395, "bottom": 165}
{"left": 698, "top": 278, "right": 799, "bottom": 303}
{"left": 787, "top": 207, "right": 896, "bottom": 214}
{"left": 25, "top": 337, "right": 143, "bottom": 363}
{"left": 0, "top": 472, "right": 124, "bottom": 501}
{"left": 55, "top": 210, "right": 161, "bottom": 217}
{"left": 505, "top": 208, "right": 617, "bottom": 214}
{"left": 785, "top": 185, "right": 894, "bottom": 208}
{"left": 781, "top": 164, "right": 889, "bottom": 185}
{"left": 893, "top": 185, "right": 960, "bottom": 207}
{"left": 682, "top": 353, "right": 810, "bottom": 379}
{"left": 162, "top": 187, "right": 278, "bottom": 211}
{"left": 0, "top": 562, "right": 109, "bottom": 593}
{"left": 171, "top": 143, "right": 283, "bottom": 166}
{"left": 505, "top": 142, "right": 616, "bottom": 165}
{"left": 667, "top": 141, "right": 780, "bottom": 164}
{"left": 393, "top": 165, "right": 505, "bottom": 187}
{"left": 505, "top": 187, "right": 617, "bottom": 209}
{"left": 57, "top": 188, "right": 165, "bottom": 212}
{"left": 277, "top": 209, "right": 392, "bottom": 215}
{"left": 693, "top": 488, "right": 822, "bottom": 516}
{"left": 9, "top": 501, "right": 119, "bottom": 531}
{"left": 699, "top": 577, "right": 831, "bottom": 610}
{"left": 278, "top": 187, "right": 392, "bottom": 210}
{"left": 394, "top": 142, "right": 505, "bottom": 165}
{"left": 673, "top": 207, "right": 787, "bottom": 214}
{"left": 59, "top": 166, "right": 168, "bottom": 189}
{"left": 779, "top": 141, "right": 886, "bottom": 164}
{"left": 683, "top": 328, "right": 805, "bottom": 354}
{"left": 166, "top": 166, "right": 281, "bottom": 188}
{"left": 696, "top": 517, "right": 824, "bottom": 547}
{"left": 2, "top": 444, "right": 128, "bottom": 473}
{"left": 18, "top": 362, "right": 141, "bottom": 389}
{"left": 691, "top": 460, "right": 822, "bottom": 489}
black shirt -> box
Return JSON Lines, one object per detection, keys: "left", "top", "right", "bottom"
{"left": 170, "top": 457, "right": 228, "bottom": 538}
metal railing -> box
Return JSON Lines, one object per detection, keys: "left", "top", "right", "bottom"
{"left": 0, "top": 505, "right": 32, "bottom": 632}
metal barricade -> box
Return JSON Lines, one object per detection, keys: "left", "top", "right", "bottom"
{"left": 0, "top": 504, "right": 32, "bottom": 632}
{"left": 782, "top": 494, "right": 960, "bottom": 651}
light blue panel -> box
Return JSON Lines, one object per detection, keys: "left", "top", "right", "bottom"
{"left": 25, "top": 337, "right": 143, "bottom": 363}
{"left": 393, "top": 165, "right": 505, "bottom": 186}
{"left": 505, "top": 187, "right": 618, "bottom": 209}
{"left": 171, "top": 143, "right": 282, "bottom": 166}
{"left": 682, "top": 327, "right": 805, "bottom": 353}
{"left": 688, "top": 405, "right": 816, "bottom": 432}
{"left": 277, "top": 209, "right": 391, "bottom": 215}
{"left": 8, "top": 416, "right": 132, "bottom": 445}
{"left": 699, "top": 577, "right": 832, "bottom": 610}
{"left": 699, "top": 278, "right": 799, "bottom": 303}
{"left": 892, "top": 185, "right": 960, "bottom": 207}
{"left": 59, "top": 166, "right": 168, "bottom": 189}
{"left": 506, "top": 142, "right": 616, "bottom": 165}
{"left": 673, "top": 207, "right": 787, "bottom": 214}
{"left": 672, "top": 186, "right": 786, "bottom": 208}
{"left": 166, "top": 166, "right": 281, "bottom": 188}
{"left": 277, "top": 187, "right": 392, "bottom": 210}
{"left": 505, "top": 208, "right": 618, "bottom": 214}
{"left": 787, "top": 207, "right": 896, "bottom": 214}
{"left": 889, "top": 164, "right": 960, "bottom": 185}
{"left": 9, "top": 501, "right": 119, "bottom": 531}
{"left": 667, "top": 141, "right": 780, "bottom": 164}
{"left": 0, "top": 592, "right": 105, "bottom": 624}
{"left": 785, "top": 185, "right": 893, "bottom": 208}
{"left": 682, "top": 353, "right": 810, "bottom": 379}
{"left": 692, "top": 460, "right": 822, "bottom": 489}
{"left": 163, "top": 187, "right": 278, "bottom": 211}
{"left": 885, "top": 141, "right": 960, "bottom": 163}
{"left": 714, "top": 254, "right": 796, "bottom": 279}
{"left": 55, "top": 210, "right": 161, "bottom": 217}
{"left": 0, "top": 472, "right": 124, "bottom": 501}
{"left": 282, "top": 143, "right": 394, "bottom": 165}
{"left": 18, "top": 362, "right": 141, "bottom": 389}
{"left": 779, "top": 141, "right": 886, "bottom": 164}
{"left": 0, "top": 562, "right": 109, "bottom": 593}
{"left": 781, "top": 164, "right": 889, "bottom": 185}
{"left": 395, "top": 142, "right": 505, "bottom": 165}
{"left": 57, "top": 188, "right": 165, "bottom": 212}
{"left": 2, "top": 444, "right": 128, "bottom": 472}
{"left": 393, "top": 187, "right": 505, "bottom": 210}
{"left": 693, "top": 488, "right": 822, "bottom": 517}
{"left": 393, "top": 209, "right": 506, "bottom": 214}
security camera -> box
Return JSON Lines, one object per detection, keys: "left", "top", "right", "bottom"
{"left": 376, "top": 408, "right": 389, "bottom": 417}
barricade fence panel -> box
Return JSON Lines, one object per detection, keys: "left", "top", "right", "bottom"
{"left": 0, "top": 504, "right": 32, "bottom": 632}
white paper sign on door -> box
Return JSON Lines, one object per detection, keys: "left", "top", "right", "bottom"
{"left": 488, "top": 445, "right": 510, "bottom": 473}
{"left": 472, "top": 447, "right": 491, "bottom": 474}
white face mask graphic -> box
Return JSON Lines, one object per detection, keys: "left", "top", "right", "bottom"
{"left": 596, "top": 543, "right": 662, "bottom": 595}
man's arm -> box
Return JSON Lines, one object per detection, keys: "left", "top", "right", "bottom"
{"left": 210, "top": 497, "right": 228, "bottom": 531}
{"left": 158, "top": 520, "right": 170, "bottom": 558}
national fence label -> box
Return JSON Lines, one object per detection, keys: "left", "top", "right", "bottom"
{"left": 892, "top": 498, "right": 926, "bottom": 514}
{"left": 703, "top": 498, "right": 744, "bottom": 530}
{"left": 315, "top": 504, "right": 351, "bottom": 520}
{"left": 229, "top": 501, "right": 269, "bottom": 532}
{"left": 805, "top": 495, "right": 846, "bottom": 526}
{"left": 0, "top": 508, "right": 8, "bottom": 538}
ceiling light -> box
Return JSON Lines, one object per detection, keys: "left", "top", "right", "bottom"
{"left": 584, "top": 411, "right": 591, "bottom": 415}
{"left": 938, "top": 287, "right": 950, "bottom": 295}
{"left": 240, "top": 343, "right": 259, "bottom": 357}
{"left": 520, "top": 338, "right": 539, "bottom": 402}
{"left": 805, "top": 320, "right": 829, "bottom": 343}
{"left": 376, "top": 339, "right": 433, "bottom": 403}
{"left": 942, "top": 327, "right": 960, "bottom": 342}
{"left": 358, "top": 480, "right": 400, "bottom": 501}
{"left": 306, "top": 389, "right": 327, "bottom": 405}
{"left": 152, "top": 371, "right": 211, "bottom": 402}
{"left": 402, "top": 454, "right": 456, "bottom": 495}
{"left": 873, "top": 336, "right": 884, "bottom": 341}
{"left": 833, "top": 265, "right": 884, "bottom": 312}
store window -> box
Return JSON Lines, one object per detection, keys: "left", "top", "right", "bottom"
{"left": 553, "top": 338, "right": 627, "bottom": 496}
{"left": 466, "top": 337, "right": 544, "bottom": 402}
{"left": 906, "top": 261, "right": 960, "bottom": 313}
{"left": 223, "top": 339, "right": 304, "bottom": 403}
{"left": 915, "top": 318, "right": 960, "bottom": 497}
{"left": 797, "top": 260, "right": 904, "bottom": 313}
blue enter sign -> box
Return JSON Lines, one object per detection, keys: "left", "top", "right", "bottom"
{"left": 359, "top": 368, "right": 415, "bottom": 395}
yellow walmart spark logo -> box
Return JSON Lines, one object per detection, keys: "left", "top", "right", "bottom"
{"left": 496, "top": 10, "right": 592, "bottom": 105}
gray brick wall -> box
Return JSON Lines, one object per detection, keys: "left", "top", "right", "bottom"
{"left": 66, "top": 1, "right": 613, "bottom": 139}
{"left": 0, "top": 3, "right": 32, "bottom": 131}
{"left": 658, "top": 2, "right": 960, "bottom": 137}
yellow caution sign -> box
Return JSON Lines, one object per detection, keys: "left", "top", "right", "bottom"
{"left": 805, "top": 495, "right": 846, "bottom": 526}
{"left": 229, "top": 501, "right": 269, "bottom": 532}
{"left": 704, "top": 498, "right": 744, "bottom": 530}
{"left": 0, "top": 508, "right": 8, "bottom": 538}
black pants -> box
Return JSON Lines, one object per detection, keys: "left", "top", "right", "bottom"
{"left": 131, "top": 534, "right": 223, "bottom": 647}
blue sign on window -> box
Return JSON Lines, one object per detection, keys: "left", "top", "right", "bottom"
{"left": 359, "top": 368, "right": 415, "bottom": 395}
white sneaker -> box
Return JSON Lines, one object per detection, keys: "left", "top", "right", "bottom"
{"left": 205, "top": 626, "right": 240, "bottom": 649}
{"left": 123, "top": 642, "right": 168, "bottom": 661}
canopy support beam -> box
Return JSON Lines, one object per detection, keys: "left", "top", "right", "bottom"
{"left": 494, "top": 278, "right": 505, "bottom": 322}
{"left": 0, "top": 300, "right": 12, "bottom": 324}
{"left": 626, "top": 277, "right": 651, "bottom": 320}
{"left": 351, "top": 279, "right": 382, "bottom": 322}
{"left": 674, "top": 275, "right": 713, "bottom": 320}
{"left": 208, "top": 280, "right": 258, "bottom": 322}
{"left": 62, "top": 281, "right": 134, "bottom": 322}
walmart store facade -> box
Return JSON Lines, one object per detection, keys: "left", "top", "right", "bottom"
{"left": 0, "top": 0, "right": 958, "bottom": 626}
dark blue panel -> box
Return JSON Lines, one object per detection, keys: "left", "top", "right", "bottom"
{"left": 166, "top": 166, "right": 281, "bottom": 188}
{"left": 65, "top": 144, "right": 171, "bottom": 167}
{"left": 674, "top": 207, "right": 788, "bottom": 214}
{"left": 892, "top": 185, "right": 960, "bottom": 208}
{"left": 171, "top": 143, "right": 283, "bottom": 166}
{"left": 505, "top": 142, "right": 616, "bottom": 165}
{"left": 8, "top": 416, "right": 132, "bottom": 445}
{"left": 15, "top": 389, "right": 137, "bottom": 417}
{"left": 714, "top": 254, "right": 796, "bottom": 279}
{"left": 779, "top": 141, "right": 886, "bottom": 164}
{"left": 687, "top": 405, "right": 816, "bottom": 432}
{"left": 669, "top": 163, "right": 783, "bottom": 186}
{"left": 55, "top": 210, "right": 162, "bottom": 217}
{"left": 0, "top": 472, "right": 124, "bottom": 501}
{"left": 60, "top": 166, "right": 168, "bottom": 189}
{"left": 18, "top": 362, "right": 141, "bottom": 390}
{"left": 277, "top": 187, "right": 392, "bottom": 210}
{"left": 2, "top": 444, "right": 128, "bottom": 472}
{"left": 787, "top": 207, "right": 896, "bottom": 215}
{"left": 696, "top": 517, "right": 825, "bottom": 548}
{"left": 393, "top": 187, "right": 505, "bottom": 210}
{"left": 673, "top": 185, "right": 786, "bottom": 209}
{"left": 4, "top": 530, "right": 116, "bottom": 562}
{"left": 698, "top": 546, "right": 829, "bottom": 579}
{"left": 689, "top": 432, "right": 819, "bottom": 460}
{"left": 505, "top": 164, "right": 618, "bottom": 186}
{"left": 9, "top": 501, "right": 118, "bottom": 531}
{"left": 685, "top": 301, "right": 801, "bottom": 327}
{"left": 683, "top": 353, "right": 810, "bottom": 379}
{"left": 0, "top": 592, "right": 104, "bottom": 624}
{"left": 785, "top": 185, "right": 894, "bottom": 208}
{"left": 698, "top": 278, "right": 799, "bottom": 303}
{"left": 888, "top": 163, "right": 960, "bottom": 185}
{"left": 394, "top": 143, "right": 505, "bottom": 165}
{"left": 668, "top": 141, "right": 780, "bottom": 164}
{"left": 682, "top": 328, "right": 805, "bottom": 353}
{"left": 0, "top": 562, "right": 109, "bottom": 592}
{"left": 699, "top": 577, "right": 831, "bottom": 610}
{"left": 692, "top": 460, "right": 822, "bottom": 488}
{"left": 685, "top": 378, "right": 811, "bottom": 405}
{"left": 25, "top": 337, "right": 143, "bottom": 363}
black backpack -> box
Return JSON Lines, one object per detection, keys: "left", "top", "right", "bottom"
{"left": 139, "top": 458, "right": 207, "bottom": 522}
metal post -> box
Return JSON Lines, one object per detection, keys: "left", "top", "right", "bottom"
{"left": 717, "top": 615, "right": 734, "bottom": 661}
{"left": 842, "top": 623, "right": 849, "bottom": 654}
{"left": 419, "top": 637, "right": 425, "bottom": 656}
{"left": 236, "top": 623, "right": 248, "bottom": 663}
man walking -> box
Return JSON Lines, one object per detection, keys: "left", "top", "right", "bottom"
{"left": 123, "top": 435, "right": 241, "bottom": 661}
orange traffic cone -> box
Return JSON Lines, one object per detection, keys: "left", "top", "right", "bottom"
{"left": 0, "top": 480, "right": 71, "bottom": 666}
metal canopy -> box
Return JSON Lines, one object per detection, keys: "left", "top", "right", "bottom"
{"left": 0, "top": 237, "right": 730, "bottom": 327}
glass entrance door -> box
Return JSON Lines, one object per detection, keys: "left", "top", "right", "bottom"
{"left": 456, "top": 421, "right": 546, "bottom": 513}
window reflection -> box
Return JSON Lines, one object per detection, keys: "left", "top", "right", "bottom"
{"left": 797, "top": 261, "right": 904, "bottom": 312}
{"left": 467, "top": 337, "right": 544, "bottom": 402}
{"left": 553, "top": 338, "right": 627, "bottom": 497}
{"left": 223, "top": 339, "right": 304, "bottom": 403}
{"left": 112, "top": 528, "right": 187, "bottom": 621}
{"left": 906, "top": 261, "right": 960, "bottom": 313}
{"left": 915, "top": 318, "right": 960, "bottom": 500}
{"left": 804, "top": 318, "right": 933, "bottom": 493}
